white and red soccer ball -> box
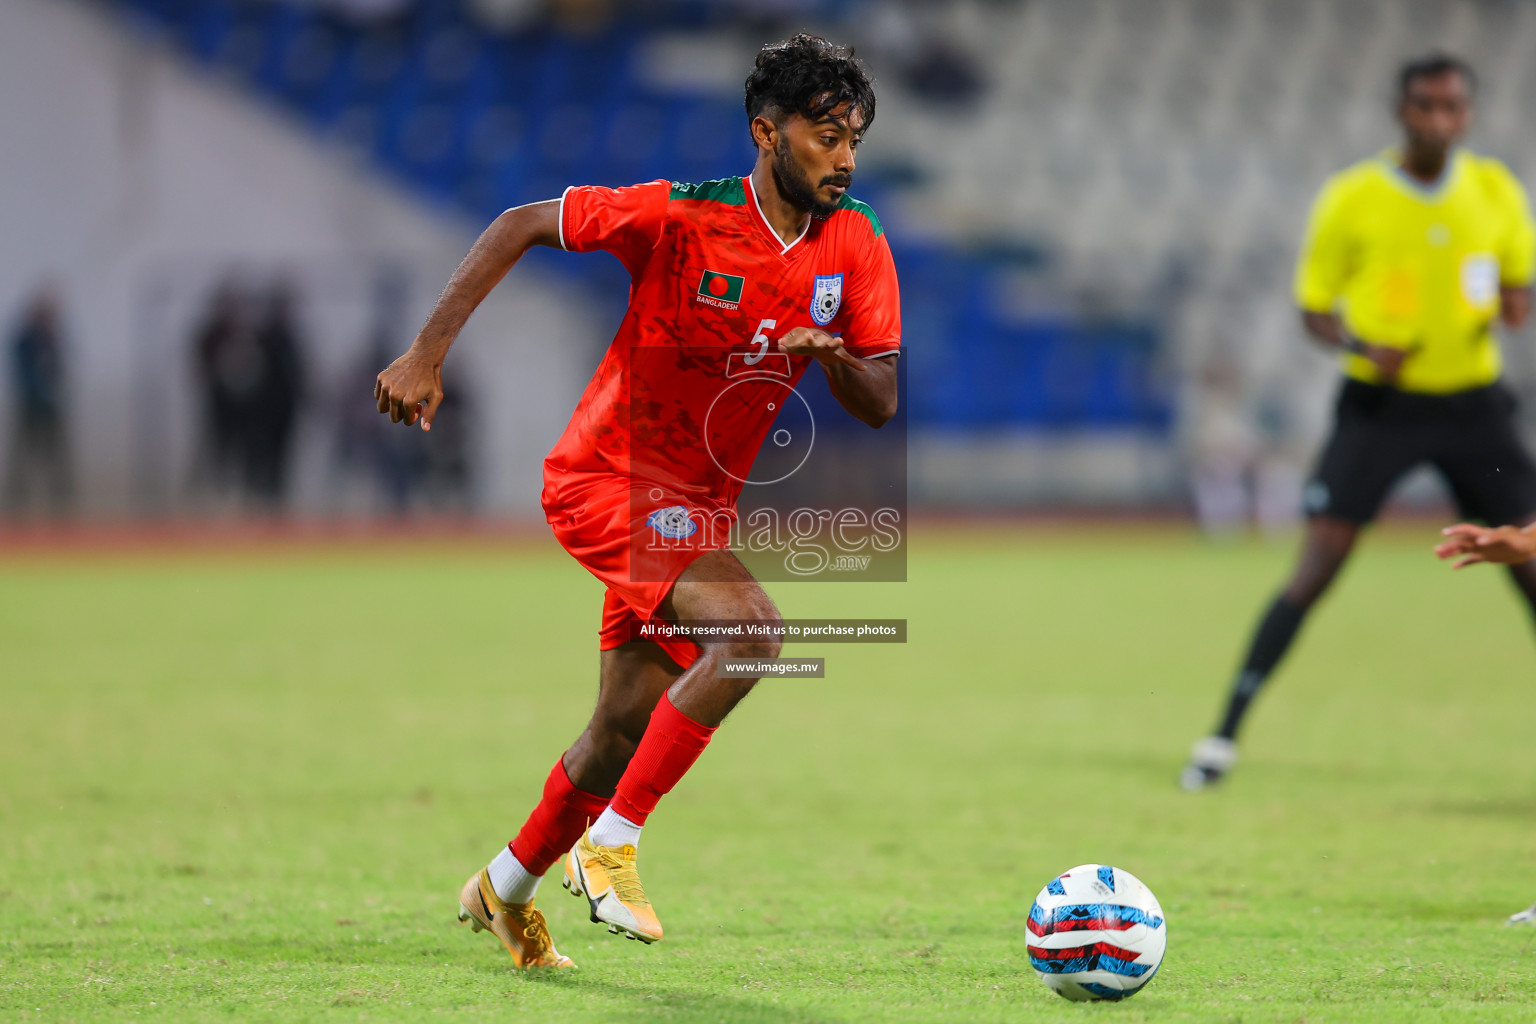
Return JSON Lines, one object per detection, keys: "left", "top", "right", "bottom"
{"left": 1027, "top": 864, "right": 1166, "bottom": 1001}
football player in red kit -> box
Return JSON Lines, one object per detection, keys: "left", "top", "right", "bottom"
{"left": 374, "top": 35, "right": 900, "bottom": 967}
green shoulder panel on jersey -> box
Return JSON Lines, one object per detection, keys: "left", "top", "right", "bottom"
{"left": 669, "top": 177, "right": 746, "bottom": 204}
{"left": 836, "top": 193, "right": 883, "bottom": 237}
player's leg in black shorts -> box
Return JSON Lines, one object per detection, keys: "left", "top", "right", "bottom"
{"left": 1185, "top": 381, "right": 1433, "bottom": 786}
{"left": 1305, "top": 379, "right": 1440, "bottom": 524}
{"left": 1429, "top": 382, "right": 1536, "bottom": 628}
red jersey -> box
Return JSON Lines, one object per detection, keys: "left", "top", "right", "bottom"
{"left": 543, "top": 175, "right": 902, "bottom": 511}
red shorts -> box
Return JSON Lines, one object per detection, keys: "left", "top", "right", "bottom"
{"left": 543, "top": 470, "right": 732, "bottom": 669}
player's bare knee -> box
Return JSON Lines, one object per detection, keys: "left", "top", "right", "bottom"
{"left": 756, "top": 632, "right": 784, "bottom": 661}
{"left": 697, "top": 614, "right": 780, "bottom": 704}
{"left": 704, "top": 664, "right": 761, "bottom": 706}
{"left": 696, "top": 587, "right": 783, "bottom": 661}
{"left": 699, "top": 627, "right": 780, "bottom": 667}
{"left": 735, "top": 605, "right": 784, "bottom": 661}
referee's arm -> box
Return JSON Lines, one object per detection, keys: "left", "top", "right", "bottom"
{"left": 1497, "top": 169, "right": 1535, "bottom": 326}
{"left": 1499, "top": 285, "right": 1531, "bottom": 328}
{"left": 1297, "top": 308, "right": 1409, "bottom": 384}
{"left": 1293, "top": 180, "right": 1409, "bottom": 383}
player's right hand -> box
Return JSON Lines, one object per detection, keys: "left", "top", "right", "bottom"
{"left": 1358, "top": 342, "right": 1410, "bottom": 385}
{"left": 375, "top": 349, "right": 444, "bottom": 431}
{"left": 1434, "top": 523, "right": 1536, "bottom": 568}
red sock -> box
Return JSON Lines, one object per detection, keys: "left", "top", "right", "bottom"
{"left": 610, "top": 694, "right": 717, "bottom": 826}
{"left": 509, "top": 756, "right": 610, "bottom": 874}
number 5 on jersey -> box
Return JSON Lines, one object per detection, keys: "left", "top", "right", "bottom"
{"left": 745, "top": 319, "right": 776, "bottom": 365}
{"left": 726, "top": 319, "right": 791, "bottom": 380}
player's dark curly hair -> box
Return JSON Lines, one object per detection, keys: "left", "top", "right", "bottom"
{"left": 745, "top": 34, "right": 876, "bottom": 131}
{"left": 1398, "top": 52, "right": 1477, "bottom": 98}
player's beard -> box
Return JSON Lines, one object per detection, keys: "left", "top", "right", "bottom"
{"left": 772, "top": 137, "right": 850, "bottom": 220}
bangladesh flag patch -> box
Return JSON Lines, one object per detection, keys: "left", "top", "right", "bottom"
{"left": 697, "top": 270, "right": 745, "bottom": 306}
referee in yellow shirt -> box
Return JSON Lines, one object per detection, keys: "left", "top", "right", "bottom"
{"left": 1183, "top": 54, "right": 1536, "bottom": 789}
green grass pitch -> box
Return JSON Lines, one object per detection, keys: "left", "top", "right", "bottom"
{"left": 5, "top": 524, "right": 1536, "bottom": 1022}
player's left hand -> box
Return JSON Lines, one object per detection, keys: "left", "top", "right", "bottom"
{"left": 1434, "top": 523, "right": 1536, "bottom": 568}
{"left": 777, "top": 327, "right": 866, "bottom": 372}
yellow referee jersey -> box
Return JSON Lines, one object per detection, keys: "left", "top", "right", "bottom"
{"left": 1294, "top": 148, "right": 1536, "bottom": 393}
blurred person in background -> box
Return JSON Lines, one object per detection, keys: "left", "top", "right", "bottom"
{"left": 339, "top": 338, "right": 473, "bottom": 515}
{"left": 191, "top": 279, "right": 308, "bottom": 513}
{"left": 338, "top": 332, "right": 418, "bottom": 512}
{"left": 335, "top": 272, "right": 473, "bottom": 515}
{"left": 336, "top": 272, "right": 423, "bottom": 514}
{"left": 3, "top": 286, "right": 72, "bottom": 519}
{"left": 417, "top": 362, "right": 473, "bottom": 511}
{"left": 191, "top": 280, "right": 255, "bottom": 503}
{"left": 863, "top": 3, "right": 983, "bottom": 108}
{"left": 245, "top": 281, "right": 307, "bottom": 510}
{"left": 375, "top": 34, "right": 899, "bottom": 968}
{"left": 1183, "top": 54, "right": 1536, "bottom": 790}
{"left": 1186, "top": 349, "right": 1260, "bottom": 537}
{"left": 1250, "top": 382, "right": 1306, "bottom": 537}
{"left": 1186, "top": 353, "right": 1309, "bottom": 540}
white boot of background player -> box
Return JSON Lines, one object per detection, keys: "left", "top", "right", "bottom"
{"left": 1180, "top": 736, "right": 1237, "bottom": 791}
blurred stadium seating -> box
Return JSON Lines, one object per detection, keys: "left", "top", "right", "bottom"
{"left": 7, "top": 0, "right": 1536, "bottom": 518}
{"left": 898, "top": 0, "right": 1536, "bottom": 437}
{"left": 103, "top": 0, "right": 1174, "bottom": 440}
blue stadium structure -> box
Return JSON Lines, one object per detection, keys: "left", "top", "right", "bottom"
{"left": 108, "top": 0, "right": 1172, "bottom": 434}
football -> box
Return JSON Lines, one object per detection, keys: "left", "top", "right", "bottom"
{"left": 1027, "top": 864, "right": 1167, "bottom": 1001}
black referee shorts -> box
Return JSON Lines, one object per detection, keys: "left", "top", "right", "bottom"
{"left": 1304, "top": 379, "right": 1536, "bottom": 526}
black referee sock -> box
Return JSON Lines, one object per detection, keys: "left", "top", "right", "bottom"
{"left": 1215, "top": 595, "right": 1308, "bottom": 741}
